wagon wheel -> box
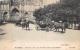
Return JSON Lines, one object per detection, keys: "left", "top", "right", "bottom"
{"left": 51, "top": 25, "right": 56, "bottom": 31}
{"left": 46, "top": 27, "right": 49, "bottom": 32}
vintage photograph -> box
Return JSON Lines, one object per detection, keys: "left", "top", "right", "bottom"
{"left": 0, "top": 0, "right": 80, "bottom": 50}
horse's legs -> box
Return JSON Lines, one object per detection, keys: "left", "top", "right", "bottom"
{"left": 28, "top": 25, "right": 30, "bottom": 30}
{"left": 54, "top": 26, "right": 57, "bottom": 32}
{"left": 26, "top": 24, "right": 30, "bottom": 30}
{"left": 55, "top": 28, "right": 57, "bottom": 32}
{"left": 63, "top": 28, "right": 66, "bottom": 33}
{"left": 61, "top": 28, "right": 66, "bottom": 33}
{"left": 22, "top": 24, "right": 25, "bottom": 29}
{"left": 57, "top": 27, "right": 60, "bottom": 32}
{"left": 62, "top": 28, "right": 64, "bottom": 33}
{"left": 25, "top": 24, "right": 28, "bottom": 30}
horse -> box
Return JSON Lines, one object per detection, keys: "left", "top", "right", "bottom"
{"left": 24, "top": 20, "right": 30, "bottom": 30}
{"left": 15, "top": 19, "right": 22, "bottom": 26}
{"left": 20, "top": 18, "right": 30, "bottom": 30}
{"left": 54, "top": 21, "right": 66, "bottom": 33}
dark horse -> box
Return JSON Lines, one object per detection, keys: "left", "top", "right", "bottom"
{"left": 54, "top": 22, "right": 66, "bottom": 33}
{"left": 21, "top": 19, "right": 30, "bottom": 30}
{"left": 25, "top": 21, "right": 30, "bottom": 30}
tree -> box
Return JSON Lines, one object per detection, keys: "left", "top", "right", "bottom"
{"left": 33, "top": 0, "right": 80, "bottom": 23}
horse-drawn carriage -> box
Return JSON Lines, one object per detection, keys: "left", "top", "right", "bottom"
{"left": 36, "top": 20, "right": 66, "bottom": 33}
{"left": 15, "top": 16, "right": 66, "bottom": 33}
{"left": 36, "top": 20, "right": 53, "bottom": 31}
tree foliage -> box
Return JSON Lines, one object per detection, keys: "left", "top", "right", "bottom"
{"left": 33, "top": 0, "right": 80, "bottom": 22}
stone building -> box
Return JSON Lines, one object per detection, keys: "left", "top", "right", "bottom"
{"left": 0, "top": 0, "right": 10, "bottom": 22}
{"left": 0, "top": 0, "right": 44, "bottom": 22}
{"left": 0, "top": 0, "right": 60, "bottom": 22}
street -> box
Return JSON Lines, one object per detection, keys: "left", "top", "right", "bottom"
{"left": 0, "top": 23, "right": 80, "bottom": 41}
{"left": 0, "top": 23, "right": 80, "bottom": 50}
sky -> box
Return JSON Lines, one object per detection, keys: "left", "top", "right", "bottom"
{"left": 0, "top": 0, "right": 9, "bottom": 1}
{"left": 0, "top": 0, "right": 60, "bottom": 11}
{"left": 0, "top": 0, "right": 3, "bottom": 1}
{"left": 0, "top": 0, "right": 60, "bottom": 3}
{"left": 43, "top": 0, "right": 60, "bottom": 5}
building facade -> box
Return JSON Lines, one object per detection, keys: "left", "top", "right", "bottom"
{"left": 0, "top": 0, "right": 44, "bottom": 22}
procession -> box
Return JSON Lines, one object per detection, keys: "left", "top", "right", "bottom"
{"left": 14, "top": 17, "right": 66, "bottom": 33}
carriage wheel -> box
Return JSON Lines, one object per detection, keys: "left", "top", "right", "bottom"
{"left": 46, "top": 27, "right": 49, "bottom": 32}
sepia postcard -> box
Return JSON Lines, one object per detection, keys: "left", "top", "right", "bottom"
{"left": 0, "top": 0, "right": 80, "bottom": 50}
